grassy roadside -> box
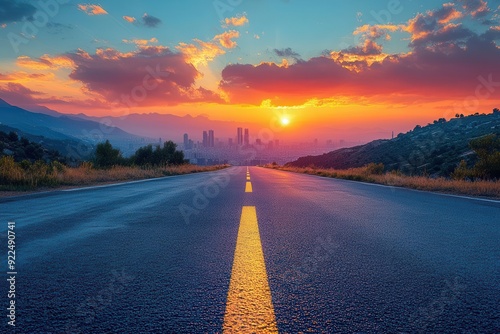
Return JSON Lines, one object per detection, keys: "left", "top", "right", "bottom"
{"left": 265, "top": 164, "right": 500, "bottom": 199}
{"left": 0, "top": 158, "right": 229, "bottom": 195}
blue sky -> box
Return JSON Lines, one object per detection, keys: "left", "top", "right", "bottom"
{"left": 0, "top": 1, "right": 446, "bottom": 61}
{"left": 0, "top": 0, "right": 498, "bottom": 141}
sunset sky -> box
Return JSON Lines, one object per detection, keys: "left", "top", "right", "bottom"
{"left": 0, "top": 0, "right": 499, "bottom": 142}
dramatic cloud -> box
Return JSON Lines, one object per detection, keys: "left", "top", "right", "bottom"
{"left": 219, "top": 3, "right": 500, "bottom": 106}
{"left": 64, "top": 47, "right": 222, "bottom": 106}
{"left": 214, "top": 30, "right": 240, "bottom": 49}
{"left": 142, "top": 13, "right": 161, "bottom": 28}
{"left": 405, "top": 3, "right": 469, "bottom": 48}
{"left": 0, "top": 0, "right": 36, "bottom": 24}
{"left": 224, "top": 15, "right": 248, "bottom": 27}
{"left": 459, "top": 0, "right": 490, "bottom": 18}
{"left": 78, "top": 4, "right": 108, "bottom": 16}
{"left": 0, "top": 81, "right": 105, "bottom": 110}
{"left": 0, "top": 82, "right": 44, "bottom": 104}
{"left": 123, "top": 15, "right": 136, "bottom": 23}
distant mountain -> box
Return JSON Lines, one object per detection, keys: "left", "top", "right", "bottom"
{"left": 77, "top": 113, "right": 258, "bottom": 143}
{"left": 0, "top": 99, "right": 146, "bottom": 157}
{"left": 287, "top": 111, "right": 500, "bottom": 176}
{"left": 0, "top": 98, "right": 11, "bottom": 108}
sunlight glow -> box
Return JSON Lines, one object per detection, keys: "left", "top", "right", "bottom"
{"left": 280, "top": 117, "right": 290, "bottom": 126}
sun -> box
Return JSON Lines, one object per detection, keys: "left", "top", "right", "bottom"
{"left": 280, "top": 116, "right": 290, "bottom": 126}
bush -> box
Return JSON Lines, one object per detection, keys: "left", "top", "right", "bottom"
{"left": 365, "top": 162, "right": 385, "bottom": 175}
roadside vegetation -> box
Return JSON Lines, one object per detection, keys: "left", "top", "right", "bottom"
{"left": 0, "top": 138, "right": 227, "bottom": 192}
{"left": 266, "top": 134, "right": 500, "bottom": 198}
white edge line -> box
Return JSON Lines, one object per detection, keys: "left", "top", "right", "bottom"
{"left": 266, "top": 168, "right": 500, "bottom": 204}
{"left": 62, "top": 168, "right": 232, "bottom": 192}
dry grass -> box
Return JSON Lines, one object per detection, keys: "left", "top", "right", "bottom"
{"left": 60, "top": 164, "right": 228, "bottom": 186}
{"left": 0, "top": 156, "right": 229, "bottom": 193}
{"left": 267, "top": 165, "right": 500, "bottom": 199}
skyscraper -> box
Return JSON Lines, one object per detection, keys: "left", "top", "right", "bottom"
{"left": 203, "top": 131, "right": 208, "bottom": 147}
{"left": 244, "top": 128, "right": 249, "bottom": 146}
{"left": 208, "top": 130, "right": 214, "bottom": 147}
{"left": 183, "top": 133, "right": 189, "bottom": 149}
{"left": 237, "top": 127, "right": 243, "bottom": 146}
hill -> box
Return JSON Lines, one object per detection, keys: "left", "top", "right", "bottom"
{"left": 0, "top": 98, "right": 145, "bottom": 157}
{"left": 0, "top": 128, "right": 66, "bottom": 163}
{"left": 286, "top": 110, "right": 500, "bottom": 177}
{"left": 0, "top": 124, "right": 88, "bottom": 161}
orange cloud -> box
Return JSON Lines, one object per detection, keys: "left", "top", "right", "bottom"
{"left": 176, "top": 40, "right": 225, "bottom": 68}
{"left": 123, "top": 38, "right": 158, "bottom": 46}
{"left": 214, "top": 30, "right": 240, "bottom": 49}
{"left": 78, "top": 4, "right": 108, "bottom": 16}
{"left": 16, "top": 55, "right": 74, "bottom": 70}
{"left": 63, "top": 46, "right": 223, "bottom": 106}
{"left": 224, "top": 15, "right": 249, "bottom": 27}
{"left": 123, "top": 16, "right": 136, "bottom": 23}
{"left": 0, "top": 71, "right": 52, "bottom": 82}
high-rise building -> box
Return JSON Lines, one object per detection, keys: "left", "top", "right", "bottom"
{"left": 237, "top": 127, "right": 243, "bottom": 146}
{"left": 203, "top": 131, "right": 208, "bottom": 147}
{"left": 183, "top": 133, "right": 189, "bottom": 149}
{"left": 244, "top": 128, "right": 249, "bottom": 146}
{"left": 208, "top": 130, "right": 215, "bottom": 147}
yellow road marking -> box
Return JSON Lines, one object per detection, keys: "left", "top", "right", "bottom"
{"left": 223, "top": 206, "right": 278, "bottom": 333}
{"left": 245, "top": 181, "right": 253, "bottom": 193}
{"left": 246, "top": 176, "right": 251, "bottom": 180}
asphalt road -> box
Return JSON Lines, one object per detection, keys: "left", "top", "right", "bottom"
{"left": 1, "top": 167, "right": 499, "bottom": 333}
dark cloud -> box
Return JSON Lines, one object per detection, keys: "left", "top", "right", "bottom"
{"left": 482, "top": 27, "right": 500, "bottom": 41}
{"left": 343, "top": 40, "right": 382, "bottom": 55}
{"left": 458, "top": 0, "right": 490, "bottom": 18}
{"left": 274, "top": 48, "right": 301, "bottom": 59}
{"left": 0, "top": 0, "right": 36, "bottom": 24}
{"left": 142, "top": 13, "right": 162, "bottom": 28}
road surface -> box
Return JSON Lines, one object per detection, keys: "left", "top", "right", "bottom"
{"left": 1, "top": 167, "right": 499, "bottom": 333}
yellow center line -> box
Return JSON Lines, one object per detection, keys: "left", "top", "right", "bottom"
{"left": 223, "top": 206, "right": 278, "bottom": 333}
{"left": 245, "top": 181, "right": 253, "bottom": 192}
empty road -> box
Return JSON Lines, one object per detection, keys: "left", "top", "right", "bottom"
{"left": 1, "top": 167, "right": 499, "bottom": 333}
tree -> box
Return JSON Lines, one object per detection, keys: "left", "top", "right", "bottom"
{"left": 451, "top": 160, "right": 474, "bottom": 180}
{"left": 94, "top": 140, "right": 122, "bottom": 169}
{"left": 469, "top": 134, "right": 500, "bottom": 179}
{"left": 8, "top": 132, "right": 18, "bottom": 142}
{"left": 129, "top": 141, "right": 186, "bottom": 167}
